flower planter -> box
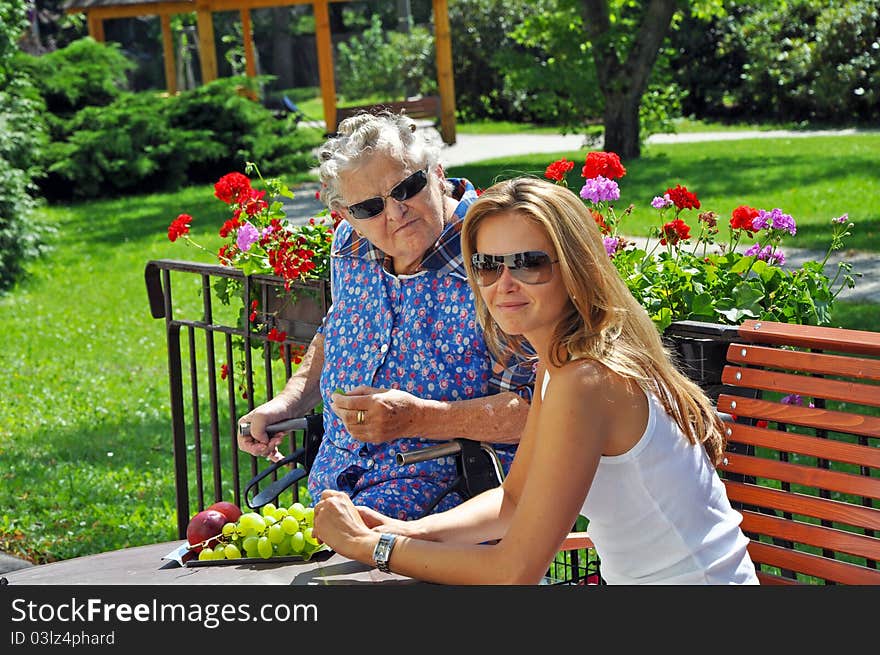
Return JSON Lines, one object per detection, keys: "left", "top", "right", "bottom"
{"left": 261, "top": 279, "right": 332, "bottom": 342}
{"left": 662, "top": 320, "right": 741, "bottom": 403}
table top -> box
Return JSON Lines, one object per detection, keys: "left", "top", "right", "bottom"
{"left": 1, "top": 541, "right": 415, "bottom": 586}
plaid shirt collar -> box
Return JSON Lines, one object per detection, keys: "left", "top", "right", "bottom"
{"left": 332, "top": 178, "right": 477, "bottom": 279}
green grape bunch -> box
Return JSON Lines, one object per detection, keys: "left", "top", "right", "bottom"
{"left": 195, "top": 502, "right": 323, "bottom": 562}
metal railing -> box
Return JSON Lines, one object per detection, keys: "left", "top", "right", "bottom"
{"left": 145, "top": 259, "right": 330, "bottom": 539}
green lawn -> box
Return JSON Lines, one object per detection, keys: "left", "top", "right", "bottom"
{"left": 1, "top": 133, "right": 878, "bottom": 564}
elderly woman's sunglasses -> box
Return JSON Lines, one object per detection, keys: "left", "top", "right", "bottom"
{"left": 346, "top": 169, "right": 429, "bottom": 220}
{"left": 470, "top": 251, "right": 558, "bottom": 287}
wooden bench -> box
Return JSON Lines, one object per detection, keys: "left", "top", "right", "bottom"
{"left": 716, "top": 319, "right": 880, "bottom": 584}
{"left": 560, "top": 319, "right": 880, "bottom": 585}
{"left": 335, "top": 95, "right": 441, "bottom": 129}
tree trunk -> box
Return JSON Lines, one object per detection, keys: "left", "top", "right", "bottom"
{"left": 581, "top": 0, "right": 678, "bottom": 159}
{"left": 270, "top": 8, "right": 294, "bottom": 89}
{"left": 602, "top": 92, "right": 642, "bottom": 158}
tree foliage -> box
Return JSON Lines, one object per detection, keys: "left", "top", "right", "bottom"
{"left": 0, "top": 0, "right": 53, "bottom": 294}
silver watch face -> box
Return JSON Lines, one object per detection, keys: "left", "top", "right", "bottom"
{"left": 374, "top": 534, "right": 396, "bottom": 572}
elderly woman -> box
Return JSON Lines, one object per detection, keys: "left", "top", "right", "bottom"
{"left": 238, "top": 112, "right": 534, "bottom": 520}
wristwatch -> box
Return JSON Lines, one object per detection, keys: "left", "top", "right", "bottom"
{"left": 372, "top": 533, "right": 397, "bottom": 574}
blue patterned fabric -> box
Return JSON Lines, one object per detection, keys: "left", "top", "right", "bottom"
{"left": 308, "top": 178, "right": 536, "bottom": 519}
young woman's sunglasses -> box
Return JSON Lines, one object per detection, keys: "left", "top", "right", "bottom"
{"left": 470, "top": 251, "right": 558, "bottom": 287}
{"left": 346, "top": 169, "right": 429, "bottom": 220}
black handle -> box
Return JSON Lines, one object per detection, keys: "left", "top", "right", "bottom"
{"left": 244, "top": 449, "right": 308, "bottom": 510}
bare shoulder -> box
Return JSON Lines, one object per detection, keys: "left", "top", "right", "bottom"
{"left": 544, "top": 359, "right": 635, "bottom": 410}
{"left": 549, "top": 359, "right": 617, "bottom": 392}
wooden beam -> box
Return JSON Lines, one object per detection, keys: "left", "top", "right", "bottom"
{"left": 195, "top": 9, "right": 218, "bottom": 84}
{"left": 70, "top": 3, "right": 196, "bottom": 21}
{"left": 66, "top": 0, "right": 358, "bottom": 20}
{"left": 432, "top": 0, "right": 456, "bottom": 145}
{"left": 240, "top": 9, "right": 257, "bottom": 78}
{"left": 314, "top": 0, "right": 337, "bottom": 133}
{"left": 159, "top": 15, "right": 177, "bottom": 95}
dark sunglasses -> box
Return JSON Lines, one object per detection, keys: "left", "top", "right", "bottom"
{"left": 470, "top": 251, "right": 558, "bottom": 287}
{"left": 346, "top": 169, "right": 429, "bottom": 220}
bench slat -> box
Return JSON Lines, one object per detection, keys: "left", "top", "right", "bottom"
{"left": 722, "top": 366, "right": 880, "bottom": 407}
{"left": 720, "top": 452, "right": 880, "bottom": 499}
{"left": 746, "top": 541, "right": 880, "bottom": 585}
{"left": 723, "top": 480, "right": 880, "bottom": 530}
{"left": 722, "top": 422, "right": 880, "bottom": 468}
{"left": 738, "top": 319, "right": 880, "bottom": 356}
{"left": 740, "top": 509, "right": 880, "bottom": 561}
{"left": 725, "top": 343, "right": 880, "bottom": 382}
{"left": 717, "top": 394, "right": 880, "bottom": 439}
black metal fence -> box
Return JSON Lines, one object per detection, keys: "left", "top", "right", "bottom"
{"left": 145, "top": 258, "right": 601, "bottom": 583}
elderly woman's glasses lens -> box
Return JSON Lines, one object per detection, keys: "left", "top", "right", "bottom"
{"left": 470, "top": 251, "right": 558, "bottom": 286}
{"left": 347, "top": 169, "right": 429, "bottom": 220}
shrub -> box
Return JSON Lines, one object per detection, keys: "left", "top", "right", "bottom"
{"left": 41, "top": 92, "right": 206, "bottom": 200}
{"left": 165, "top": 76, "right": 322, "bottom": 183}
{"left": 15, "top": 36, "right": 134, "bottom": 116}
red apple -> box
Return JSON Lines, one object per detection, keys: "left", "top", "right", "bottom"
{"left": 207, "top": 501, "right": 242, "bottom": 524}
{"left": 186, "top": 509, "right": 227, "bottom": 552}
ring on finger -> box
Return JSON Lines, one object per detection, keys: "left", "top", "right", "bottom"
{"left": 356, "top": 409, "right": 365, "bottom": 425}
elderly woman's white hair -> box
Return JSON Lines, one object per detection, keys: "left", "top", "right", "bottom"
{"left": 318, "top": 111, "right": 452, "bottom": 211}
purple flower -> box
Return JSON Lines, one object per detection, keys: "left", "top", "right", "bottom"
{"left": 236, "top": 221, "right": 260, "bottom": 251}
{"left": 754, "top": 208, "right": 796, "bottom": 236}
{"left": 745, "top": 244, "right": 785, "bottom": 265}
{"left": 651, "top": 194, "right": 673, "bottom": 209}
{"left": 579, "top": 176, "right": 620, "bottom": 203}
{"left": 603, "top": 236, "right": 626, "bottom": 257}
{"left": 766, "top": 248, "right": 785, "bottom": 266}
{"left": 832, "top": 213, "right": 849, "bottom": 224}
{"left": 781, "top": 394, "right": 814, "bottom": 408}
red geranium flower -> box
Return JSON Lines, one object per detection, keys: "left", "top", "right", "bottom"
{"left": 665, "top": 184, "right": 700, "bottom": 211}
{"left": 581, "top": 151, "right": 626, "bottom": 180}
{"left": 214, "top": 172, "right": 253, "bottom": 204}
{"left": 544, "top": 158, "right": 575, "bottom": 182}
{"left": 660, "top": 218, "right": 691, "bottom": 246}
{"left": 730, "top": 205, "right": 759, "bottom": 233}
{"left": 167, "top": 214, "right": 192, "bottom": 242}
{"left": 267, "top": 328, "right": 287, "bottom": 343}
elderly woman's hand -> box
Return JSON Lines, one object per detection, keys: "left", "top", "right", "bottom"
{"left": 330, "top": 386, "right": 432, "bottom": 443}
{"left": 312, "top": 490, "right": 379, "bottom": 563}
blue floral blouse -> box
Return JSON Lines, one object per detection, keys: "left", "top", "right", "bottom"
{"left": 308, "top": 179, "right": 536, "bottom": 520}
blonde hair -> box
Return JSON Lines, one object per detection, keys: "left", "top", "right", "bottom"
{"left": 318, "top": 110, "right": 451, "bottom": 211}
{"left": 461, "top": 176, "right": 726, "bottom": 464}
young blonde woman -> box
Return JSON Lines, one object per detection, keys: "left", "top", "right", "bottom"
{"left": 312, "top": 176, "right": 758, "bottom": 585}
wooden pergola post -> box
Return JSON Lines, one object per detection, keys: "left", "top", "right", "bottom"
{"left": 195, "top": 8, "right": 218, "bottom": 83}
{"left": 160, "top": 14, "right": 177, "bottom": 95}
{"left": 87, "top": 14, "right": 105, "bottom": 42}
{"left": 240, "top": 9, "right": 257, "bottom": 77}
{"left": 432, "top": 0, "right": 456, "bottom": 145}
{"left": 313, "top": 0, "right": 337, "bottom": 133}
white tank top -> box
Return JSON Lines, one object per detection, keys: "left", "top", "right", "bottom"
{"left": 544, "top": 372, "right": 758, "bottom": 584}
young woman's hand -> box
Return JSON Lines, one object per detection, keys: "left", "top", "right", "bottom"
{"left": 312, "top": 490, "right": 379, "bottom": 563}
